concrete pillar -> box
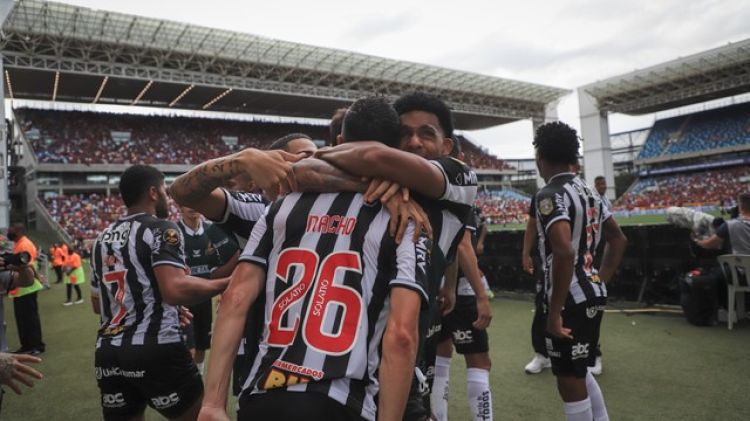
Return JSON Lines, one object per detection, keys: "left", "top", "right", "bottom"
{"left": 578, "top": 88, "right": 615, "bottom": 200}
{"left": 0, "top": 59, "right": 8, "bottom": 229}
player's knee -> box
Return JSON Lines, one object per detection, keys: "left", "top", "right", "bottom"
{"left": 556, "top": 375, "right": 588, "bottom": 402}
{"left": 465, "top": 352, "right": 491, "bottom": 371}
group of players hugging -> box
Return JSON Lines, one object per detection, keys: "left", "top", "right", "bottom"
{"left": 89, "top": 92, "right": 626, "bottom": 421}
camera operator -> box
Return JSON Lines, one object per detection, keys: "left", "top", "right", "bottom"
{"left": 0, "top": 251, "right": 40, "bottom": 413}
{"left": 696, "top": 193, "right": 750, "bottom": 255}
{"left": 6, "top": 224, "right": 46, "bottom": 355}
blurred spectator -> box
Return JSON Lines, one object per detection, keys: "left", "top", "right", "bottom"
{"left": 474, "top": 190, "right": 531, "bottom": 225}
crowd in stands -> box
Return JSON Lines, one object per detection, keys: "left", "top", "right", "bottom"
{"left": 20, "top": 109, "right": 512, "bottom": 171}
{"left": 456, "top": 135, "right": 515, "bottom": 171}
{"left": 614, "top": 166, "right": 750, "bottom": 210}
{"left": 475, "top": 190, "right": 531, "bottom": 225}
{"left": 638, "top": 102, "right": 750, "bottom": 159}
{"left": 20, "top": 109, "right": 328, "bottom": 165}
{"left": 44, "top": 193, "right": 180, "bottom": 244}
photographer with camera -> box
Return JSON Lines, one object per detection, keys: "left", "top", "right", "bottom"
{"left": 0, "top": 246, "right": 40, "bottom": 414}
{"left": 697, "top": 193, "right": 750, "bottom": 255}
{"left": 6, "top": 224, "right": 46, "bottom": 355}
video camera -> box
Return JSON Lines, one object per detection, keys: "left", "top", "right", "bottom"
{"left": 0, "top": 251, "right": 31, "bottom": 268}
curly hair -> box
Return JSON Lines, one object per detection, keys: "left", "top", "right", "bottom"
{"left": 533, "top": 121, "right": 580, "bottom": 166}
{"left": 393, "top": 92, "right": 454, "bottom": 138}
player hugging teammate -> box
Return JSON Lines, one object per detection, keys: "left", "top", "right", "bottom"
{"left": 91, "top": 93, "right": 482, "bottom": 421}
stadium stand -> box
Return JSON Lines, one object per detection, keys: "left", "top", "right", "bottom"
{"left": 615, "top": 166, "right": 750, "bottom": 210}
{"left": 19, "top": 108, "right": 329, "bottom": 165}
{"left": 22, "top": 109, "right": 511, "bottom": 170}
{"left": 456, "top": 134, "right": 514, "bottom": 170}
{"left": 475, "top": 190, "right": 531, "bottom": 225}
{"left": 637, "top": 102, "right": 750, "bottom": 159}
{"left": 43, "top": 193, "right": 180, "bottom": 244}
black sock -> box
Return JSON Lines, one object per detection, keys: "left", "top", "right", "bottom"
{"left": 74, "top": 285, "right": 82, "bottom": 301}
{"left": 66, "top": 284, "right": 72, "bottom": 302}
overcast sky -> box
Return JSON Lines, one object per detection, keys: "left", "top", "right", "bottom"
{"left": 60, "top": 0, "right": 750, "bottom": 158}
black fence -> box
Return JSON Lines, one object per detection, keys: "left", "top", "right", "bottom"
{"left": 482, "top": 225, "right": 723, "bottom": 305}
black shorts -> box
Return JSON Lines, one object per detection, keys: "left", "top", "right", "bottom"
{"left": 545, "top": 302, "right": 604, "bottom": 378}
{"left": 238, "top": 390, "right": 363, "bottom": 421}
{"left": 95, "top": 340, "right": 203, "bottom": 420}
{"left": 185, "top": 300, "right": 213, "bottom": 351}
{"left": 441, "top": 295, "right": 489, "bottom": 354}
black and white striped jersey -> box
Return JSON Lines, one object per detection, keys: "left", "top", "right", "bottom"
{"left": 210, "top": 188, "right": 268, "bottom": 248}
{"left": 414, "top": 157, "right": 478, "bottom": 295}
{"left": 534, "top": 173, "right": 612, "bottom": 306}
{"left": 90, "top": 213, "right": 186, "bottom": 347}
{"left": 238, "top": 192, "right": 430, "bottom": 421}
{"left": 456, "top": 207, "right": 481, "bottom": 296}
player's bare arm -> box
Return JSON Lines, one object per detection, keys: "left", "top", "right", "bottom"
{"left": 522, "top": 217, "right": 537, "bottom": 274}
{"left": 696, "top": 234, "right": 723, "bottom": 250}
{"left": 476, "top": 222, "right": 488, "bottom": 255}
{"left": 153, "top": 265, "right": 229, "bottom": 306}
{"left": 440, "top": 259, "right": 459, "bottom": 316}
{"left": 457, "top": 231, "right": 492, "bottom": 329}
{"left": 169, "top": 148, "right": 298, "bottom": 219}
{"left": 598, "top": 217, "right": 628, "bottom": 283}
{"left": 546, "top": 220, "right": 575, "bottom": 340}
{"left": 378, "top": 287, "right": 421, "bottom": 421}
{"left": 210, "top": 251, "right": 240, "bottom": 279}
{"left": 292, "top": 158, "right": 432, "bottom": 242}
{"left": 316, "top": 141, "right": 446, "bottom": 199}
{"left": 290, "top": 157, "right": 368, "bottom": 194}
{"left": 199, "top": 262, "right": 265, "bottom": 421}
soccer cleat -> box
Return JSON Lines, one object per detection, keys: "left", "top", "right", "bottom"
{"left": 63, "top": 301, "right": 73, "bottom": 306}
{"left": 589, "top": 357, "right": 602, "bottom": 376}
{"left": 524, "top": 353, "right": 551, "bottom": 374}
{"left": 74, "top": 299, "right": 85, "bottom": 305}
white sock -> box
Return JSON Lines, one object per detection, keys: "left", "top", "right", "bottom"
{"left": 431, "top": 356, "right": 451, "bottom": 421}
{"left": 586, "top": 372, "right": 609, "bottom": 420}
{"left": 564, "top": 398, "right": 593, "bottom": 421}
{"left": 196, "top": 362, "right": 205, "bottom": 375}
{"left": 466, "top": 368, "right": 493, "bottom": 421}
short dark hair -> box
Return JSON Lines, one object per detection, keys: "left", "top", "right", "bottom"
{"left": 393, "top": 92, "right": 454, "bottom": 138}
{"left": 533, "top": 122, "right": 580, "bottom": 166}
{"left": 268, "top": 133, "right": 312, "bottom": 151}
{"left": 595, "top": 176, "right": 605, "bottom": 182}
{"left": 119, "top": 165, "right": 165, "bottom": 208}
{"left": 739, "top": 192, "right": 750, "bottom": 213}
{"left": 329, "top": 108, "right": 347, "bottom": 146}
{"left": 450, "top": 135, "right": 462, "bottom": 158}
{"left": 342, "top": 97, "right": 400, "bottom": 148}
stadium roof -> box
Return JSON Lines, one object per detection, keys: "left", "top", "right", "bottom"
{"left": 0, "top": 0, "right": 569, "bottom": 130}
{"left": 581, "top": 38, "right": 750, "bottom": 115}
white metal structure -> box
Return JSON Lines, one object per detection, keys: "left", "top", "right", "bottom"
{"left": 0, "top": 0, "right": 569, "bottom": 129}
{"left": 578, "top": 39, "right": 750, "bottom": 199}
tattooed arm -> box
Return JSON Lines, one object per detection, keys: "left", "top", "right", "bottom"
{"left": 169, "top": 148, "right": 298, "bottom": 220}
{"left": 291, "top": 158, "right": 368, "bottom": 194}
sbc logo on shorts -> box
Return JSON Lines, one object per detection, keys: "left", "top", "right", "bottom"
{"left": 452, "top": 330, "right": 473, "bottom": 344}
{"left": 102, "top": 393, "right": 126, "bottom": 408}
{"left": 571, "top": 343, "right": 590, "bottom": 360}
{"left": 151, "top": 393, "right": 180, "bottom": 410}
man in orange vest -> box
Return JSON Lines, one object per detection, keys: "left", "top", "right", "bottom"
{"left": 8, "top": 224, "right": 45, "bottom": 355}
{"left": 50, "top": 243, "right": 66, "bottom": 284}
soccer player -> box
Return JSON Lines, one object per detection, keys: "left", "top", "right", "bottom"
{"left": 316, "top": 92, "right": 479, "bottom": 419}
{"left": 431, "top": 139, "right": 493, "bottom": 421}
{"left": 90, "top": 165, "right": 229, "bottom": 421}
{"left": 177, "top": 205, "right": 234, "bottom": 373}
{"left": 199, "top": 97, "right": 428, "bottom": 421}
{"left": 533, "top": 122, "right": 627, "bottom": 421}
{"left": 170, "top": 134, "right": 323, "bottom": 396}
